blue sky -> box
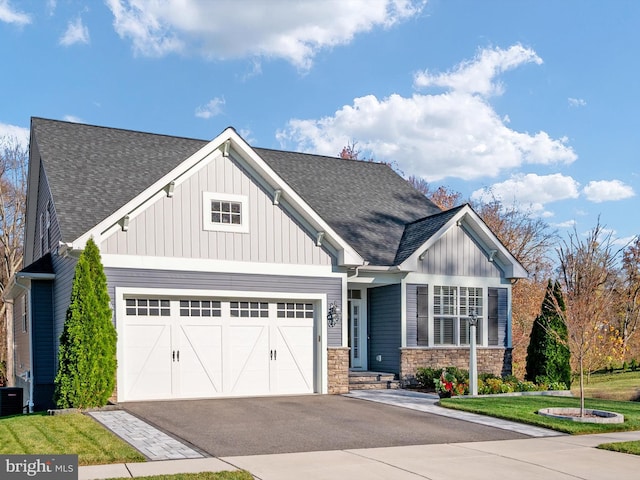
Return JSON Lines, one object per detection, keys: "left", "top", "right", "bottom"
{"left": 1, "top": 0, "right": 639, "bottom": 247}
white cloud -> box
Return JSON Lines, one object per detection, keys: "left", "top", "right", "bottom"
{"left": 60, "top": 16, "right": 90, "bottom": 46}
{"left": 413, "top": 44, "right": 542, "bottom": 96}
{"left": 277, "top": 45, "right": 577, "bottom": 181}
{"left": 470, "top": 173, "right": 580, "bottom": 215}
{"left": 62, "top": 115, "right": 84, "bottom": 123}
{"left": 0, "top": 0, "right": 31, "bottom": 25}
{"left": 568, "top": 97, "right": 586, "bottom": 107}
{"left": 0, "top": 122, "right": 29, "bottom": 148}
{"left": 195, "top": 97, "right": 225, "bottom": 119}
{"left": 105, "top": 0, "right": 424, "bottom": 69}
{"left": 552, "top": 219, "right": 577, "bottom": 229}
{"left": 582, "top": 180, "right": 635, "bottom": 203}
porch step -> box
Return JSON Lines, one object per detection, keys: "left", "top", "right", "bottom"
{"left": 348, "top": 371, "right": 401, "bottom": 391}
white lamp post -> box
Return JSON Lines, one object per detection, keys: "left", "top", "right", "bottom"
{"left": 469, "top": 309, "right": 478, "bottom": 396}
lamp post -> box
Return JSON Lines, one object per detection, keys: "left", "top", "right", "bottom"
{"left": 469, "top": 309, "right": 478, "bottom": 396}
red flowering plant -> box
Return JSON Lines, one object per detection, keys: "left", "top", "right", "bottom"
{"left": 434, "top": 369, "right": 469, "bottom": 397}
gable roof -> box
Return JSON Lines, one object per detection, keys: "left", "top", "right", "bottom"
{"left": 30, "top": 118, "right": 441, "bottom": 266}
{"left": 255, "top": 149, "right": 441, "bottom": 265}
{"left": 393, "top": 204, "right": 466, "bottom": 265}
{"left": 31, "top": 118, "right": 208, "bottom": 243}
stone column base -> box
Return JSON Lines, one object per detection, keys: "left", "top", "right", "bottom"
{"left": 327, "top": 347, "right": 350, "bottom": 394}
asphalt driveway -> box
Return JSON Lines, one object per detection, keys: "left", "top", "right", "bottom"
{"left": 123, "top": 395, "right": 528, "bottom": 457}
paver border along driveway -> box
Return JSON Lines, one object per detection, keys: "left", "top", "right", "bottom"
{"left": 123, "top": 395, "right": 529, "bottom": 457}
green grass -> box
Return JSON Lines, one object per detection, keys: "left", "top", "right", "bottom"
{"left": 438, "top": 395, "right": 640, "bottom": 434}
{"left": 105, "top": 473, "right": 253, "bottom": 480}
{"left": 0, "top": 413, "right": 145, "bottom": 465}
{"left": 598, "top": 440, "right": 640, "bottom": 455}
{"left": 572, "top": 370, "right": 640, "bottom": 401}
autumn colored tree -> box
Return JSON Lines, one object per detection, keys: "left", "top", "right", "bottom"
{"left": 613, "top": 236, "right": 640, "bottom": 360}
{"left": 557, "top": 221, "right": 624, "bottom": 415}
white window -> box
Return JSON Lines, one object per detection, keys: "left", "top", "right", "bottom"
{"left": 202, "top": 192, "right": 249, "bottom": 233}
{"left": 434, "top": 286, "right": 483, "bottom": 346}
{"left": 277, "top": 302, "right": 314, "bottom": 319}
{"left": 230, "top": 301, "right": 269, "bottom": 318}
{"left": 126, "top": 298, "right": 171, "bottom": 316}
{"left": 180, "top": 300, "right": 222, "bottom": 317}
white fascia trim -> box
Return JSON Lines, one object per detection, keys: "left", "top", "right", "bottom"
{"left": 404, "top": 271, "right": 512, "bottom": 288}
{"left": 224, "top": 137, "right": 364, "bottom": 267}
{"left": 74, "top": 128, "right": 237, "bottom": 248}
{"left": 399, "top": 205, "right": 528, "bottom": 279}
{"left": 101, "top": 254, "right": 343, "bottom": 278}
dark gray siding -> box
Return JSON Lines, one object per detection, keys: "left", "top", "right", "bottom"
{"left": 105, "top": 268, "right": 343, "bottom": 346}
{"left": 368, "top": 284, "right": 401, "bottom": 374}
{"left": 31, "top": 280, "right": 56, "bottom": 410}
{"left": 51, "top": 254, "right": 77, "bottom": 356}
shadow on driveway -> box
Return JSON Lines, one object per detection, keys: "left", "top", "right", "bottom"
{"left": 123, "top": 395, "right": 528, "bottom": 457}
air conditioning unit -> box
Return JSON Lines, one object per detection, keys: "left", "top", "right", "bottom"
{"left": 0, "top": 388, "right": 24, "bottom": 416}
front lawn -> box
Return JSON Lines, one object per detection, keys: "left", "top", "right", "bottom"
{"left": 105, "top": 473, "right": 253, "bottom": 480}
{"left": 572, "top": 370, "right": 640, "bottom": 401}
{"left": 438, "top": 395, "right": 640, "bottom": 435}
{"left": 0, "top": 413, "right": 145, "bottom": 465}
{"left": 598, "top": 441, "right": 640, "bottom": 455}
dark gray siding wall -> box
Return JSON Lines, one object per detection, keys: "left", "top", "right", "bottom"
{"left": 31, "top": 280, "right": 56, "bottom": 410}
{"left": 51, "top": 253, "right": 77, "bottom": 357}
{"left": 105, "top": 268, "right": 344, "bottom": 346}
{"left": 33, "top": 164, "right": 62, "bottom": 261}
{"left": 368, "top": 284, "right": 401, "bottom": 374}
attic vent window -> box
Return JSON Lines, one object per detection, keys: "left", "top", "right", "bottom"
{"left": 203, "top": 192, "right": 249, "bottom": 233}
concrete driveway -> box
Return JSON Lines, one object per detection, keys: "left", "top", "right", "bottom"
{"left": 123, "top": 395, "right": 528, "bottom": 457}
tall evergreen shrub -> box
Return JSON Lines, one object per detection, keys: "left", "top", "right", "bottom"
{"left": 525, "top": 280, "right": 571, "bottom": 387}
{"left": 54, "top": 238, "right": 116, "bottom": 408}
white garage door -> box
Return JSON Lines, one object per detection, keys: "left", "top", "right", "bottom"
{"left": 121, "top": 298, "right": 316, "bottom": 401}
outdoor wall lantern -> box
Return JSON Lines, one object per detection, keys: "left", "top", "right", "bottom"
{"left": 327, "top": 301, "right": 341, "bottom": 328}
{"left": 469, "top": 309, "right": 479, "bottom": 396}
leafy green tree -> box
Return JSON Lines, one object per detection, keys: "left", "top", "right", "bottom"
{"left": 525, "top": 280, "right": 571, "bottom": 387}
{"left": 54, "top": 238, "right": 116, "bottom": 408}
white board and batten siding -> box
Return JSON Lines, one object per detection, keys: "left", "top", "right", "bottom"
{"left": 101, "top": 153, "right": 333, "bottom": 267}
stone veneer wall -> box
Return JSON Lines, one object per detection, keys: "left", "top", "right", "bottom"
{"left": 400, "top": 347, "right": 512, "bottom": 386}
{"left": 327, "top": 347, "right": 350, "bottom": 394}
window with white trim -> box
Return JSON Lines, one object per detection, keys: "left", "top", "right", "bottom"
{"left": 126, "top": 298, "right": 171, "bottom": 316}
{"left": 230, "top": 301, "right": 269, "bottom": 318}
{"left": 202, "top": 192, "right": 249, "bottom": 233}
{"left": 433, "top": 286, "right": 483, "bottom": 345}
{"left": 277, "top": 302, "right": 314, "bottom": 318}
{"left": 180, "top": 300, "right": 222, "bottom": 317}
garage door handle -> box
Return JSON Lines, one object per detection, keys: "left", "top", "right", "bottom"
{"left": 177, "top": 350, "right": 180, "bottom": 362}
{"left": 172, "top": 350, "right": 175, "bottom": 362}
{"left": 274, "top": 350, "right": 277, "bottom": 360}
{"left": 270, "top": 350, "right": 273, "bottom": 360}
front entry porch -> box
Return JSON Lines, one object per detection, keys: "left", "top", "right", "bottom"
{"left": 348, "top": 370, "right": 400, "bottom": 391}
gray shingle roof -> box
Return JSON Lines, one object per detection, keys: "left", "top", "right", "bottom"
{"left": 255, "top": 148, "right": 441, "bottom": 265}
{"left": 393, "top": 205, "right": 466, "bottom": 265}
{"left": 32, "top": 118, "right": 442, "bottom": 266}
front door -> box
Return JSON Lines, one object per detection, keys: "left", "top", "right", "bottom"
{"left": 348, "top": 289, "right": 366, "bottom": 369}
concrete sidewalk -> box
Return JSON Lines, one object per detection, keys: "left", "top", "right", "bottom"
{"left": 80, "top": 431, "right": 640, "bottom": 480}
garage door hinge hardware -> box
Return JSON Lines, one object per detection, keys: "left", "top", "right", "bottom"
{"left": 270, "top": 350, "right": 277, "bottom": 360}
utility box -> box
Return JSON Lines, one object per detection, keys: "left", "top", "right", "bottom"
{"left": 0, "top": 387, "right": 24, "bottom": 416}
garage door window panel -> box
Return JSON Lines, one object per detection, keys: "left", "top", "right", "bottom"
{"left": 180, "top": 300, "right": 222, "bottom": 317}
{"left": 126, "top": 298, "right": 170, "bottom": 316}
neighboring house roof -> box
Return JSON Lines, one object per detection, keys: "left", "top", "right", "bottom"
{"left": 393, "top": 205, "right": 466, "bottom": 265}
{"left": 31, "top": 118, "right": 442, "bottom": 266}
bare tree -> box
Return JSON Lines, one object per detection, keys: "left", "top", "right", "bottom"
{"left": 613, "top": 236, "right": 640, "bottom": 358}
{"left": 557, "top": 221, "right": 624, "bottom": 415}
{"left": 0, "top": 137, "right": 28, "bottom": 369}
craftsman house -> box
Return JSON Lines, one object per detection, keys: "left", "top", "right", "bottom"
{"left": 6, "top": 118, "right": 527, "bottom": 410}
